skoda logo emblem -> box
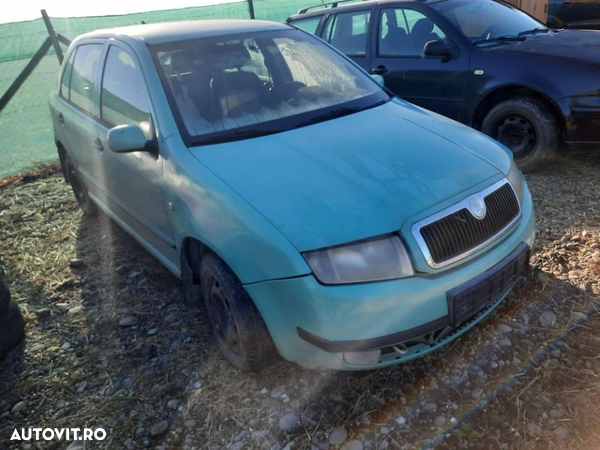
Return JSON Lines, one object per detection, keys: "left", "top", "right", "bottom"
{"left": 468, "top": 196, "right": 487, "bottom": 219}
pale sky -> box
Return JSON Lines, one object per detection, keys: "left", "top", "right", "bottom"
{"left": 1, "top": 0, "right": 240, "bottom": 24}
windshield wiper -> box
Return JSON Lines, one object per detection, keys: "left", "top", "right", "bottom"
{"left": 294, "top": 100, "right": 388, "bottom": 128}
{"left": 518, "top": 27, "right": 550, "bottom": 36}
{"left": 190, "top": 127, "right": 285, "bottom": 146}
{"left": 473, "top": 35, "right": 526, "bottom": 45}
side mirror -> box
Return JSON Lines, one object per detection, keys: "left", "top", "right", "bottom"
{"left": 107, "top": 124, "right": 149, "bottom": 153}
{"left": 370, "top": 74, "right": 385, "bottom": 87}
{"left": 423, "top": 40, "right": 451, "bottom": 59}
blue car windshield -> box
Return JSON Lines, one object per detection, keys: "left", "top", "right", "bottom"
{"left": 151, "top": 29, "right": 389, "bottom": 145}
{"left": 431, "top": 0, "right": 549, "bottom": 43}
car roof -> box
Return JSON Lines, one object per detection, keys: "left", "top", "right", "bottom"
{"left": 288, "top": 0, "right": 445, "bottom": 20}
{"left": 76, "top": 19, "right": 290, "bottom": 45}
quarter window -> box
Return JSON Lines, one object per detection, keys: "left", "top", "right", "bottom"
{"left": 70, "top": 44, "right": 103, "bottom": 114}
{"left": 101, "top": 47, "right": 152, "bottom": 134}
{"left": 323, "top": 10, "right": 371, "bottom": 56}
{"left": 379, "top": 9, "right": 446, "bottom": 56}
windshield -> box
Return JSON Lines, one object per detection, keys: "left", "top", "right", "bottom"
{"left": 151, "top": 29, "right": 388, "bottom": 145}
{"left": 431, "top": 0, "right": 549, "bottom": 43}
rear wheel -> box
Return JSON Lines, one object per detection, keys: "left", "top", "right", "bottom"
{"left": 200, "top": 253, "right": 277, "bottom": 371}
{"left": 0, "top": 279, "right": 10, "bottom": 317}
{"left": 481, "top": 97, "right": 559, "bottom": 172}
{"left": 0, "top": 300, "right": 25, "bottom": 361}
{"left": 64, "top": 154, "right": 98, "bottom": 217}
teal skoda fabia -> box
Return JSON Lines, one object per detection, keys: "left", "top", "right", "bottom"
{"left": 50, "top": 20, "right": 535, "bottom": 371}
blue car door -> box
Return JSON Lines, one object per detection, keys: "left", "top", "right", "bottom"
{"left": 370, "top": 6, "right": 469, "bottom": 122}
{"left": 92, "top": 42, "right": 177, "bottom": 262}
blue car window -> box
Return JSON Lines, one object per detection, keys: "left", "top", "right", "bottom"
{"left": 323, "top": 10, "right": 371, "bottom": 56}
{"left": 70, "top": 43, "right": 103, "bottom": 114}
{"left": 431, "top": 0, "right": 547, "bottom": 42}
{"left": 379, "top": 9, "right": 446, "bottom": 56}
{"left": 151, "top": 29, "right": 388, "bottom": 145}
{"left": 289, "top": 17, "right": 322, "bottom": 34}
{"left": 100, "top": 46, "right": 152, "bottom": 135}
{"left": 60, "top": 50, "right": 76, "bottom": 100}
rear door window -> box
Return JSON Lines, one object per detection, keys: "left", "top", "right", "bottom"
{"left": 70, "top": 44, "right": 103, "bottom": 114}
{"left": 288, "top": 17, "right": 322, "bottom": 34}
{"left": 323, "top": 10, "right": 372, "bottom": 56}
{"left": 60, "top": 50, "right": 76, "bottom": 99}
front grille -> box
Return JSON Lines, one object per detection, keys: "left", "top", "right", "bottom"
{"left": 417, "top": 181, "right": 520, "bottom": 266}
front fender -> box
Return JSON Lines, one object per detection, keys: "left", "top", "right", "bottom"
{"left": 162, "top": 135, "right": 310, "bottom": 284}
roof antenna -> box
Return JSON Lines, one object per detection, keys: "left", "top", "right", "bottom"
{"left": 141, "top": 20, "right": 146, "bottom": 24}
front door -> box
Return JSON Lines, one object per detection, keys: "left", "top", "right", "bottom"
{"left": 370, "top": 7, "right": 469, "bottom": 122}
{"left": 93, "top": 43, "right": 176, "bottom": 257}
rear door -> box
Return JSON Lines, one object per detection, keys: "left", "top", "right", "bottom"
{"left": 320, "top": 9, "right": 373, "bottom": 71}
{"left": 93, "top": 41, "right": 176, "bottom": 257}
{"left": 56, "top": 41, "right": 106, "bottom": 194}
{"left": 370, "top": 6, "right": 469, "bottom": 122}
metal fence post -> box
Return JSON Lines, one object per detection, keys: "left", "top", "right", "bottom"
{"left": 41, "top": 9, "right": 64, "bottom": 64}
{"left": 247, "top": 0, "right": 256, "bottom": 19}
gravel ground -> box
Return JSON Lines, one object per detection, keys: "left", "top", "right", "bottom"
{"left": 1, "top": 154, "right": 600, "bottom": 450}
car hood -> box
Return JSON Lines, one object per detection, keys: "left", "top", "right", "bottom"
{"left": 190, "top": 99, "right": 510, "bottom": 252}
{"left": 498, "top": 30, "right": 600, "bottom": 65}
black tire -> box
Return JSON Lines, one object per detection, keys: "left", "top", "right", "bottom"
{"left": 200, "top": 253, "right": 277, "bottom": 371}
{"left": 64, "top": 154, "right": 98, "bottom": 217}
{"left": 0, "top": 300, "right": 25, "bottom": 361}
{"left": 0, "top": 280, "right": 10, "bottom": 317}
{"left": 481, "top": 97, "right": 559, "bottom": 172}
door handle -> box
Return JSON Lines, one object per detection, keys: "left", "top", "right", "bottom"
{"left": 371, "top": 65, "right": 388, "bottom": 75}
{"left": 93, "top": 138, "right": 104, "bottom": 152}
{"left": 58, "top": 113, "right": 65, "bottom": 124}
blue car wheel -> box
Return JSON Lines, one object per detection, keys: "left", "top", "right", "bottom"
{"left": 200, "top": 253, "right": 278, "bottom": 371}
{"left": 65, "top": 153, "right": 98, "bottom": 217}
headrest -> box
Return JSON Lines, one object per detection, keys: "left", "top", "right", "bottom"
{"left": 211, "top": 44, "right": 251, "bottom": 69}
{"left": 412, "top": 18, "right": 434, "bottom": 35}
{"left": 170, "top": 51, "right": 195, "bottom": 76}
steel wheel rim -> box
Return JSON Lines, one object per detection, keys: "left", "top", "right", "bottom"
{"left": 495, "top": 114, "right": 537, "bottom": 158}
{"left": 207, "top": 276, "right": 241, "bottom": 355}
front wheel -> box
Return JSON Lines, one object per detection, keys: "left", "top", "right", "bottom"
{"left": 200, "top": 253, "right": 278, "bottom": 371}
{"left": 481, "top": 97, "right": 559, "bottom": 172}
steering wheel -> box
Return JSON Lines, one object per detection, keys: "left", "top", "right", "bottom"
{"left": 272, "top": 81, "right": 306, "bottom": 102}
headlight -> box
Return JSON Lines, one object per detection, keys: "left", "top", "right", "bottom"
{"left": 507, "top": 161, "right": 524, "bottom": 204}
{"left": 303, "top": 234, "right": 414, "bottom": 285}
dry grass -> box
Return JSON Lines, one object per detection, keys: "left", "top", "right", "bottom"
{"left": 1, "top": 154, "right": 600, "bottom": 449}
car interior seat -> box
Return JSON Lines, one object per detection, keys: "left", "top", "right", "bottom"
{"left": 170, "top": 51, "right": 213, "bottom": 120}
{"left": 209, "top": 44, "right": 263, "bottom": 120}
{"left": 381, "top": 25, "right": 408, "bottom": 55}
{"left": 410, "top": 18, "right": 440, "bottom": 54}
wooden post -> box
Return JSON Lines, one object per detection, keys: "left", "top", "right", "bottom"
{"left": 41, "top": 9, "right": 64, "bottom": 64}
{"left": 56, "top": 34, "right": 72, "bottom": 47}
{"left": 0, "top": 38, "right": 52, "bottom": 113}
{"left": 247, "top": 0, "right": 256, "bottom": 19}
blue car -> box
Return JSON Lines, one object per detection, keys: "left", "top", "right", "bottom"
{"left": 49, "top": 20, "right": 535, "bottom": 371}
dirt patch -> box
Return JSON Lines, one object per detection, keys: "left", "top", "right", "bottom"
{"left": 1, "top": 154, "right": 600, "bottom": 450}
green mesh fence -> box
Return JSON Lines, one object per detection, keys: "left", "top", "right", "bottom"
{"left": 0, "top": 0, "right": 316, "bottom": 178}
